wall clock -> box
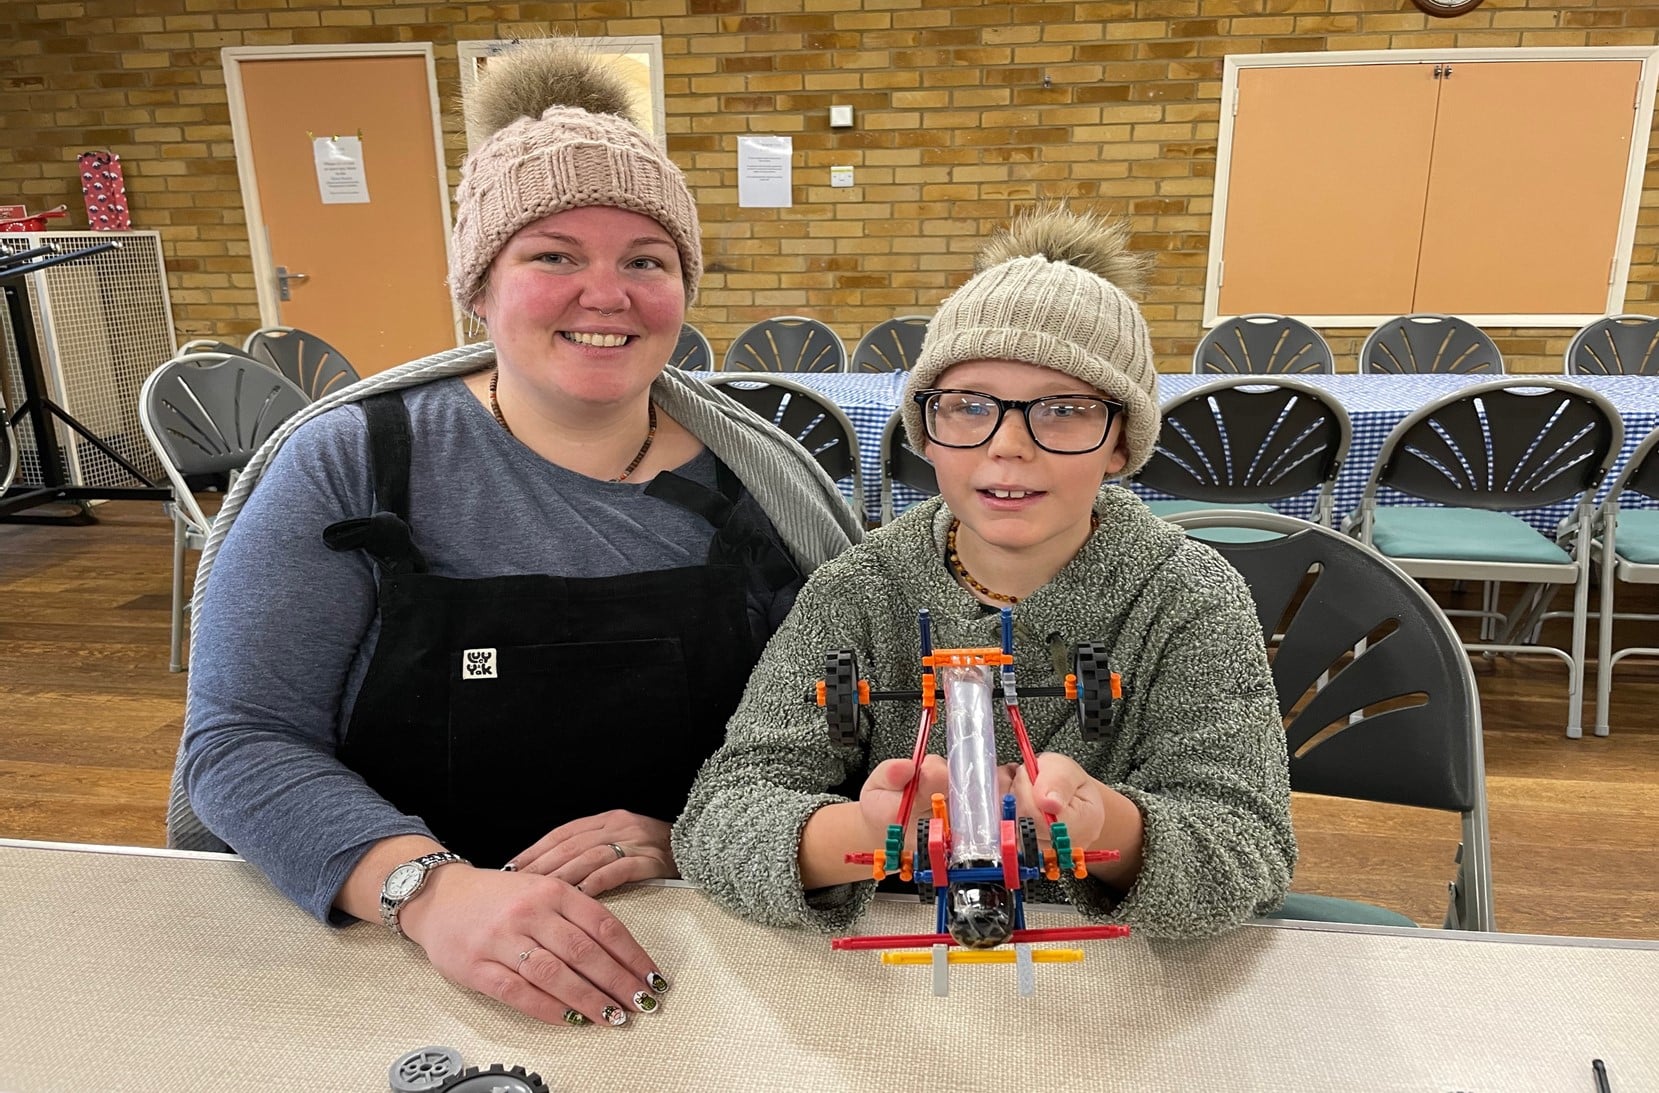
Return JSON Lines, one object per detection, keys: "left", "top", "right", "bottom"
{"left": 1411, "top": 0, "right": 1487, "bottom": 15}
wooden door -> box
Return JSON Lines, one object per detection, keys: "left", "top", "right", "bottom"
{"left": 1217, "top": 63, "right": 1440, "bottom": 317}
{"left": 234, "top": 52, "right": 456, "bottom": 376}
{"left": 1413, "top": 60, "right": 1643, "bottom": 315}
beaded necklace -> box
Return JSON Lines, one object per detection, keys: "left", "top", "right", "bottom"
{"left": 488, "top": 368, "right": 658, "bottom": 483}
{"left": 945, "top": 513, "right": 1101, "bottom": 605}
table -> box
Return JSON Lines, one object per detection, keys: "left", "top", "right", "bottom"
{"left": 774, "top": 372, "right": 1659, "bottom": 531}
{"left": 5, "top": 839, "right": 1657, "bottom": 1092}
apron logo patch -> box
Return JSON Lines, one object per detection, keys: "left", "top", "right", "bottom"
{"left": 462, "top": 648, "right": 498, "bottom": 679}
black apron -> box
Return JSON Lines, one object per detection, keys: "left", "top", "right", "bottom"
{"left": 322, "top": 391, "right": 801, "bottom": 866}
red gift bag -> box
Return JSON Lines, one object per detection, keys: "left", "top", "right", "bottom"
{"left": 78, "top": 150, "right": 130, "bottom": 231}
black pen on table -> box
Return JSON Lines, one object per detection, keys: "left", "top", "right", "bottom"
{"left": 1592, "top": 1058, "right": 1611, "bottom": 1093}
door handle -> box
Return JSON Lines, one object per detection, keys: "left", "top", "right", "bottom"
{"left": 275, "top": 265, "right": 309, "bottom": 301}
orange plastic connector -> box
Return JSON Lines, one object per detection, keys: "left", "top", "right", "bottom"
{"left": 1042, "top": 846, "right": 1060, "bottom": 882}
{"left": 930, "top": 793, "right": 950, "bottom": 841}
{"left": 922, "top": 647, "right": 1014, "bottom": 669}
{"left": 920, "top": 674, "right": 937, "bottom": 709}
{"left": 871, "top": 848, "right": 887, "bottom": 881}
{"left": 857, "top": 679, "right": 871, "bottom": 705}
{"left": 899, "top": 849, "right": 913, "bottom": 882}
{"left": 1110, "top": 672, "right": 1123, "bottom": 699}
{"left": 815, "top": 680, "right": 826, "bottom": 707}
{"left": 1063, "top": 673, "right": 1078, "bottom": 700}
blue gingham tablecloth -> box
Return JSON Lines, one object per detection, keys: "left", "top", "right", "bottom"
{"left": 716, "top": 371, "right": 1659, "bottom": 532}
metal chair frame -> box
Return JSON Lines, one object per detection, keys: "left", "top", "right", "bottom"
{"left": 1592, "top": 424, "right": 1659, "bottom": 735}
{"left": 1193, "top": 314, "right": 1335, "bottom": 375}
{"left": 1345, "top": 378, "right": 1623, "bottom": 738}
{"left": 138, "top": 352, "right": 310, "bottom": 671}
{"left": 1138, "top": 376, "right": 1352, "bottom": 526}
{"left": 1359, "top": 314, "right": 1504, "bottom": 375}
{"left": 720, "top": 316, "right": 847, "bottom": 373}
{"left": 1170, "top": 509, "right": 1495, "bottom": 931}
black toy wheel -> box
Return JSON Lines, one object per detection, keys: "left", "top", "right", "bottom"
{"left": 824, "top": 649, "right": 861, "bottom": 747}
{"left": 914, "top": 816, "right": 934, "bottom": 902}
{"left": 1019, "top": 816, "right": 1040, "bottom": 877}
{"left": 438, "top": 1064, "right": 550, "bottom": 1093}
{"left": 1073, "top": 642, "right": 1111, "bottom": 742}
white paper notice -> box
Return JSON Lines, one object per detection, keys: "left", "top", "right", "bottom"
{"left": 313, "top": 136, "right": 370, "bottom": 205}
{"left": 738, "top": 136, "right": 792, "bottom": 208}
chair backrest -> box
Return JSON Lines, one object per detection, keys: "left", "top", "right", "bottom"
{"left": 706, "top": 374, "right": 863, "bottom": 515}
{"left": 1367, "top": 378, "right": 1621, "bottom": 513}
{"left": 1565, "top": 314, "right": 1659, "bottom": 376}
{"left": 243, "top": 325, "right": 360, "bottom": 401}
{"left": 850, "top": 315, "right": 930, "bottom": 373}
{"left": 878, "top": 406, "right": 938, "bottom": 524}
{"left": 1136, "top": 377, "right": 1352, "bottom": 524}
{"left": 671, "top": 323, "right": 715, "bottom": 370}
{"left": 1602, "top": 423, "right": 1659, "bottom": 511}
{"left": 1168, "top": 509, "right": 1493, "bottom": 931}
{"left": 721, "top": 316, "right": 846, "bottom": 373}
{"left": 178, "top": 338, "right": 250, "bottom": 356}
{"left": 138, "top": 353, "right": 310, "bottom": 529}
{"left": 1193, "top": 314, "right": 1334, "bottom": 375}
{"left": 1359, "top": 314, "right": 1504, "bottom": 374}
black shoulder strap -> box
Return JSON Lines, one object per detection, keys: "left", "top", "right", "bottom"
{"left": 320, "top": 392, "right": 427, "bottom": 574}
{"left": 643, "top": 458, "right": 742, "bottom": 528}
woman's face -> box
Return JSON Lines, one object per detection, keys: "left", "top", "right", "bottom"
{"left": 923, "top": 358, "right": 1129, "bottom": 556}
{"left": 475, "top": 205, "right": 686, "bottom": 409}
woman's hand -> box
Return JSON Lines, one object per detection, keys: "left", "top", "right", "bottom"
{"left": 507, "top": 810, "right": 676, "bottom": 897}
{"left": 397, "top": 865, "right": 667, "bottom": 1027}
{"left": 857, "top": 754, "right": 949, "bottom": 848}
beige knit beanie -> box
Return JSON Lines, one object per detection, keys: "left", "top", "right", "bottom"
{"left": 903, "top": 208, "right": 1160, "bottom": 475}
{"left": 449, "top": 38, "right": 702, "bottom": 311}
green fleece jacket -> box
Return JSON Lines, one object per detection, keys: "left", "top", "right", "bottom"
{"left": 673, "top": 487, "right": 1296, "bottom": 939}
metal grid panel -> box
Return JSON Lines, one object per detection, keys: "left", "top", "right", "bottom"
{"left": 0, "top": 231, "right": 175, "bottom": 489}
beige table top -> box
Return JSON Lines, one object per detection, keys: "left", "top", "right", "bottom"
{"left": 2, "top": 840, "right": 1655, "bottom": 1093}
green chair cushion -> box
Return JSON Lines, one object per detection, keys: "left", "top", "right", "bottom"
{"left": 1370, "top": 506, "right": 1571, "bottom": 565}
{"left": 1256, "top": 892, "right": 1418, "bottom": 928}
{"left": 1614, "top": 508, "right": 1659, "bottom": 565}
{"left": 1145, "top": 500, "right": 1285, "bottom": 543}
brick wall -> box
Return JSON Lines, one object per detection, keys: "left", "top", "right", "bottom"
{"left": 3, "top": 0, "right": 1657, "bottom": 373}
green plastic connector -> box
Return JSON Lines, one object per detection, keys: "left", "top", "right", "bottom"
{"left": 885, "top": 823, "right": 904, "bottom": 867}
{"left": 1052, "top": 821, "right": 1075, "bottom": 873}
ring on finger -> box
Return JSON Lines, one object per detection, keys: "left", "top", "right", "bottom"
{"left": 607, "top": 842, "right": 626, "bottom": 860}
{"left": 515, "top": 946, "right": 543, "bottom": 976}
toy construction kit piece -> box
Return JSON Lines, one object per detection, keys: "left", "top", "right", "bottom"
{"left": 437, "top": 1064, "right": 549, "bottom": 1093}
{"left": 817, "top": 608, "right": 1130, "bottom": 996}
{"left": 389, "top": 1045, "right": 465, "bottom": 1092}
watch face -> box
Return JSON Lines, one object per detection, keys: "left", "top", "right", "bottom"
{"left": 384, "top": 863, "right": 424, "bottom": 900}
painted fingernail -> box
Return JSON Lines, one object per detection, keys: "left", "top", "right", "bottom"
{"left": 632, "top": 990, "right": 658, "bottom": 1013}
{"left": 601, "top": 1005, "right": 627, "bottom": 1027}
{"left": 645, "top": 971, "right": 669, "bottom": 994}
{"left": 562, "top": 1009, "right": 589, "bottom": 1026}
{"left": 500, "top": 862, "right": 518, "bottom": 872}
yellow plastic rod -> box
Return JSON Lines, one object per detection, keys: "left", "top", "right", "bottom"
{"left": 879, "top": 948, "right": 1085, "bottom": 966}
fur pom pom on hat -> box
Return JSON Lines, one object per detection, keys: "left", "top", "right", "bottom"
{"left": 902, "top": 207, "right": 1160, "bottom": 475}
{"left": 449, "top": 38, "right": 702, "bottom": 310}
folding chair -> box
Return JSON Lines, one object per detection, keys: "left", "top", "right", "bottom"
{"left": 721, "top": 316, "right": 846, "bottom": 373}
{"left": 1566, "top": 314, "right": 1659, "bottom": 376}
{"left": 244, "top": 325, "right": 360, "bottom": 401}
{"left": 671, "top": 323, "right": 715, "bottom": 370}
{"left": 850, "top": 315, "right": 929, "bottom": 373}
{"left": 1136, "top": 377, "right": 1351, "bottom": 531}
{"left": 1344, "top": 378, "right": 1621, "bottom": 738}
{"left": 1194, "top": 314, "right": 1334, "bottom": 375}
{"left": 706, "top": 373, "right": 863, "bottom": 520}
{"left": 1170, "top": 509, "right": 1494, "bottom": 931}
{"left": 138, "top": 353, "right": 310, "bottom": 671}
{"left": 877, "top": 406, "right": 938, "bottom": 525}
{"left": 1593, "top": 424, "right": 1659, "bottom": 735}
{"left": 1359, "top": 314, "right": 1504, "bottom": 374}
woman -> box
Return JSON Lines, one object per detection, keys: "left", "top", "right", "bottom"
{"left": 173, "top": 39, "right": 861, "bottom": 1028}
{"left": 674, "top": 208, "right": 1295, "bottom": 938}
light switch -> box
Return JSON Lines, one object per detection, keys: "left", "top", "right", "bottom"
{"left": 830, "top": 166, "right": 854, "bottom": 188}
{"left": 829, "top": 105, "right": 854, "bottom": 128}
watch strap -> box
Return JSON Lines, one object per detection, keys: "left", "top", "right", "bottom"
{"left": 380, "top": 851, "right": 467, "bottom": 938}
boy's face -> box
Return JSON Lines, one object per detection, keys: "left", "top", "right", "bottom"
{"left": 923, "top": 358, "right": 1129, "bottom": 558}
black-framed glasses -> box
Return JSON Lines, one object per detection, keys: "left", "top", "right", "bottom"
{"left": 913, "top": 388, "right": 1124, "bottom": 454}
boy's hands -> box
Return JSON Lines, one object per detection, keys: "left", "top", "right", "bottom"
{"left": 857, "top": 754, "right": 949, "bottom": 848}
{"left": 1005, "top": 752, "right": 1112, "bottom": 850}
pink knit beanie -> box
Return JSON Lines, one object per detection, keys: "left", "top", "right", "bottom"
{"left": 449, "top": 38, "right": 702, "bottom": 310}
{"left": 902, "top": 207, "right": 1160, "bottom": 475}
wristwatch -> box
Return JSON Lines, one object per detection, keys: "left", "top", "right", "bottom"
{"left": 379, "top": 851, "right": 467, "bottom": 938}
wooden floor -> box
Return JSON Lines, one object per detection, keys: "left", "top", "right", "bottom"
{"left": 3, "top": 501, "right": 1656, "bottom": 939}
